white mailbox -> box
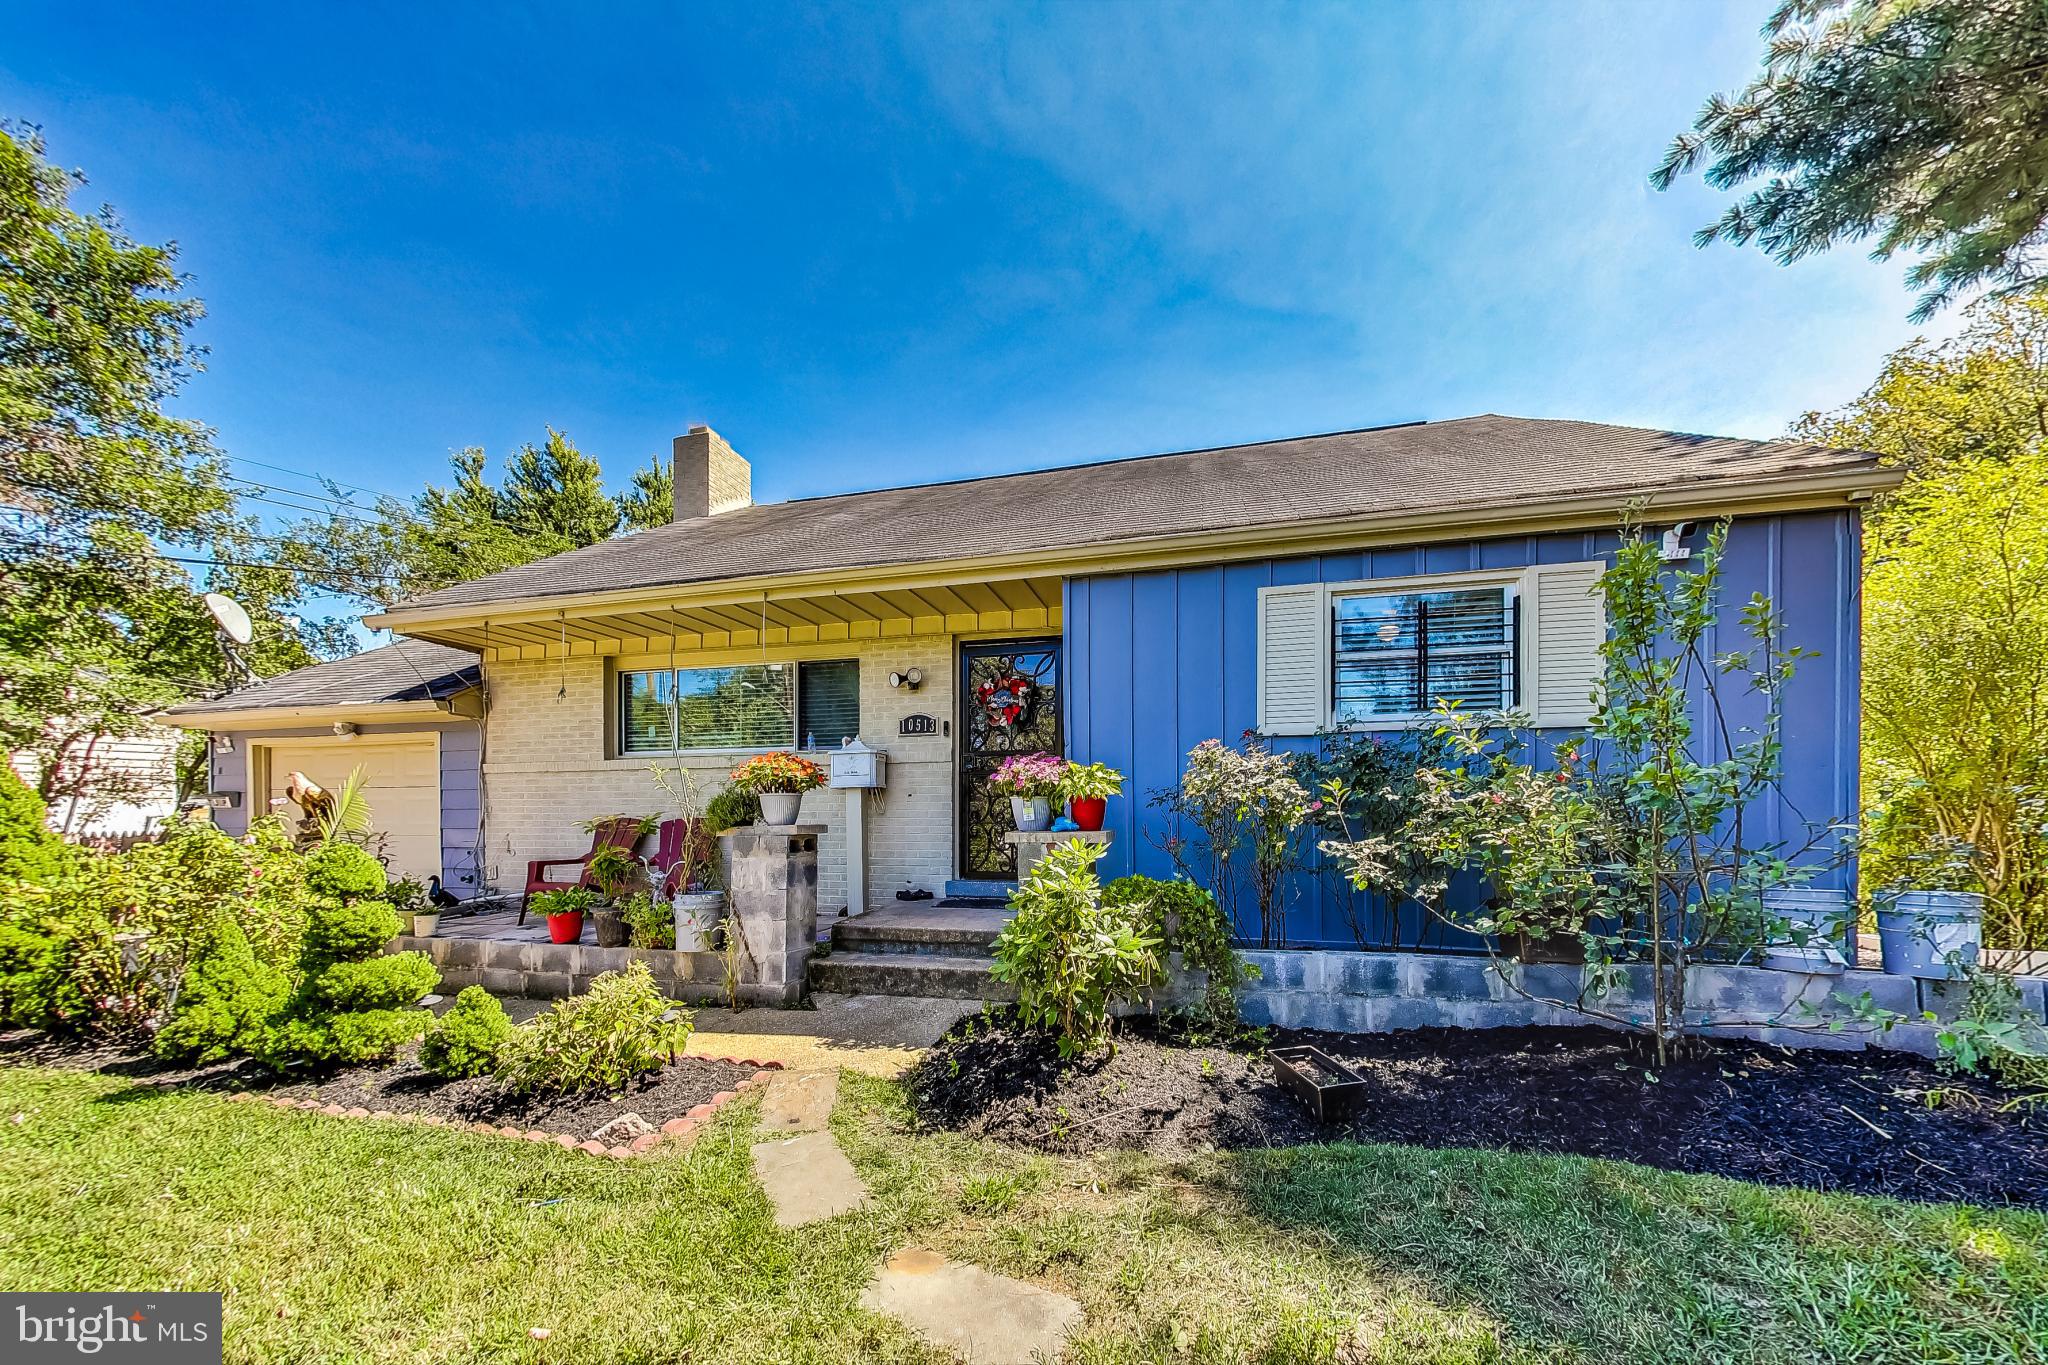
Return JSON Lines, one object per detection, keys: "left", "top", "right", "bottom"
{"left": 827, "top": 737, "right": 887, "bottom": 789}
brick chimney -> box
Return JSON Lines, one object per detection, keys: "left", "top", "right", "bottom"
{"left": 672, "top": 425, "right": 752, "bottom": 521}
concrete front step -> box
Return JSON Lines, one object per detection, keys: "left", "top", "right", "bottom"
{"left": 809, "top": 950, "right": 1016, "bottom": 1002}
{"left": 834, "top": 916, "right": 1005, "bottom": 956}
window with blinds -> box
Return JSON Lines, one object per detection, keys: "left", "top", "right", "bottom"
{"left": 617, "top": 660, "right": 858, "bottom": 753}
{"left": 1332, "top": 585, "right": 1518, "bottom": 722}
{"left": 797, "top": 659, "right": 860, "bottom": 748}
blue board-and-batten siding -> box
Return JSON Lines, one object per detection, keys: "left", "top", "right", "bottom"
{"left": 1062, "top": 510, "right": 1864, "bottom": 950}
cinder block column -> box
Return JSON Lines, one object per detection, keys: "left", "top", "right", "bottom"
{"left": 1003, "top": 829, "right": 1112, "bottom": 885}
{"left": 718, "top": 824, "right": 823, "bottom": 1005}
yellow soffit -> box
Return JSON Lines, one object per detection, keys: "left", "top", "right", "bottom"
{"left": 365, "top": 465, "right": 1895, "bottom": 639}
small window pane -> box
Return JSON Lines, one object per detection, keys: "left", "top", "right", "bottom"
{"left": 797, "top": 660, "right": 860, "bottom": 748}
{"left": 674, "top": 664, "right": 793, "bottom": 748}
{"left": 619, "top": 670, "right": 675, "bottom": 753}
{"left": 1334, "top": 584, "right": 1515, "bottom": 721}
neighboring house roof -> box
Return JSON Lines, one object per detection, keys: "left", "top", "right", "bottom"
{"left": 375, "top": 415, "right": 1888, "bottom": 625}
{"left": 162, "top": 640, "right": 480, "bottom": 724}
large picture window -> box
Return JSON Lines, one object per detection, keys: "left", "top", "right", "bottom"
{"left": 617, "top": 660, "right": 859, "bottom": 753}
{"left": 1332, "top": 584, "right": 1518, "bottom": 722}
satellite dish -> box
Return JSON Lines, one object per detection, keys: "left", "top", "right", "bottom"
{"left": 203, "top": 592, "right": 255, "bottom": 645}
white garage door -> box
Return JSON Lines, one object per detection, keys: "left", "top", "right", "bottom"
{"left": 263, "top": 739, "right": 442, "bottom": 883}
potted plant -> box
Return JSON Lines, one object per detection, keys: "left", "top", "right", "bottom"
{"left": 529, "top": 887, "right": 595, "bottom": 945}
{"left": 989, "top": 752, "right": 1065, "bottom": 832}
{"left": 587, "top": 844, "right": 639, "bottom": 947}
{"left": 1759, "top": 886, "right": 1852, "bottom": 974}
{"left": 387, "top": 877, "right": 433, "bottom": 936}
{"left": 618, "top": 891, "right": 675, "bottom": 949}
{"left": 728, "top": 751, "right": 826, "bottom": 826}
{"left": 1058, "top": 761, "right": 1124, "bottom": 832}
{"left": 673, "top": 895, "right": 719, "bottom": 952}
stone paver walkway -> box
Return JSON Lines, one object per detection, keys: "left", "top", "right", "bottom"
{"left": 750, "top": 1130, "right": 870, "bottom": 1227}
{"left": 862, "top": 1248, "right": 1084, "bottom": 1365}
{"left": 757, "top": 1068, "right": 838, "bottom": 1134}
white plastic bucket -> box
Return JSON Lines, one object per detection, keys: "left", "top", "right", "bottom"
{"left": 1761, "top": 888, "right": 1850, "bottom": 975}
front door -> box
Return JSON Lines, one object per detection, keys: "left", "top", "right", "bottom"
{"left": 958, "top": 639, "right": 1062, "bottom": 881}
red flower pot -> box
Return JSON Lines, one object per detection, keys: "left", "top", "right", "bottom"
{"left": 546, "top": 911, "right": 585, "bottom": 945}
{"left": 1070, "top": 797, "right": 1108, "bottom": 831}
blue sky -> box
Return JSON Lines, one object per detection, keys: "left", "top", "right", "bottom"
{"left": 4, "top": 2, "right": 1948, "bottom": 516}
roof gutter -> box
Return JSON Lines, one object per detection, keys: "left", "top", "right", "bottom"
{"left": 365, "top": 464, "right": 1899, "bottom": 637}
{"left": 158, "top": 698, "right": 463, "bottom": 731}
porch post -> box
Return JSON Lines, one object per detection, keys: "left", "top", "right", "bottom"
{"left": 717, "top": 823, "right": 823, "bottom": 1005}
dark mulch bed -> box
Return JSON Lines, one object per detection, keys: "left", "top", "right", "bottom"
{"left": 907, "top": 1015, "right": 2048, "bottom": 1208}
{"left": 269, "top": 1053, "right": 756, "bottom": 1140}
{"left": 1, "top": 1029, "right": 755, "bottom": 1143}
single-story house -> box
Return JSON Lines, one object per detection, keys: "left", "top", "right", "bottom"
{"left": 355, "top": 417, "right": 1896, "bottom": 946}
{"left": 161, "top": 639, "right": 485, "bottom": 896}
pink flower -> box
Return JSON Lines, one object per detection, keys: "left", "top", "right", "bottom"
{"left": 1489, "top": 791, "right": 1506, "bottom": 805}
{"left": 1308, "top": 800, "right": 1325, "bottom": 813}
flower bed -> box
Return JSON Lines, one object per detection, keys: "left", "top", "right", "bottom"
{"left": 907, "top": 1014, "right": 2048, "bottom": 1207}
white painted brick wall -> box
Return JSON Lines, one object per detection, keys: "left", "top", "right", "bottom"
{"left": 480, "top": 635, "right": 959, "bottom": 910}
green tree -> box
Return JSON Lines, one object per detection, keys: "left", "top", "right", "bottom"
{"left": 1654, "top": 1, "right": 2048, "bottom": 320}
{"left": 0, "top": 123, "right": 317, "bottom": 808}
{"left": 616, "top": 453, "right": 672, "bottom": 530}
{"left": 1797, "top": 291, "right": 2048, "bottom": 947}
{"left": 285, "top": 429, "right": 633, "bottom": 607}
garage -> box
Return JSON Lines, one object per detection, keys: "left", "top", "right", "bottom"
{"left": 259, "top": 737, "right": 443, "bottom": 882}
{"left": 163, "top": 639, "right": 485, "bottom": 897}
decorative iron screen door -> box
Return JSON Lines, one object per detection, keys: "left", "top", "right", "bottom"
{"left": 958, "top": 639, "right": 1062, "bottom": 881}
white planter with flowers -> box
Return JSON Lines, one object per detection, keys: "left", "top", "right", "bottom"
{"left": 726, "top": 752, "right": 826, "bottom": 829}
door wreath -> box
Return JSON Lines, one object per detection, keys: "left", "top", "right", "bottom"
{"left": 975, "top": 674, "right": 1034, "bottom": 730}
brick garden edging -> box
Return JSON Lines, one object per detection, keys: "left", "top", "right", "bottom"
{"left": 226, "top": 1056, "right": 786, "bottom": 1161}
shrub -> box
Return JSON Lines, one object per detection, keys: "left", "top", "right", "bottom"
{"left": 703, "top": 786, "right": 759, "bottom": 833}
{"left": 620, "top": 891, "right": 675, "bottom": 949}
{"left": 310, "top": 953, "right": 438, "bottom": 1012}
{"left": 154, "top": 919, "right": 289, "bottom": 1064}
{"left": 300, "top": 897, "right": 402, "bottom": 970}
{"left": 1102, "top": 875, "right": 1256, "bottom": 1031}
{"left": 0, "top": 920, "right": 68, "bottom": 1028}
{"left": 420, "top": 986, "right": 511, "bottom": 1079}
{"left": 0, "top": 765, "right": 66, "bottom": 887}
{"left": 992, "top": 841, "right": 1160, "bottom": 1057}
{"left": 496, "top": 962, "right": 692, "bottom": 1094}
{"left": 303, "top": 843, "right": 387, "bottom": 902}
{"left": 262, "top": 1009, "right": 423, "bottom": 1066}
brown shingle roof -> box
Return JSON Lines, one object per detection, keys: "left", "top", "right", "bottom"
{"left": 386, "top": 415, "right": 1880, "bottom": 616}
{"left": 164, "top": 640, "right": 479, "bottom": 717}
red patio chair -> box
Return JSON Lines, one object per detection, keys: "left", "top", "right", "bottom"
{"left": 520, "top": 817, "right": 644, "bottom": 923}
{"left": 648, "top": 817, "right": 714, "bottom": 898}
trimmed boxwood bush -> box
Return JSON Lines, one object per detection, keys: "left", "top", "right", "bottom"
{"left": 0, "top": 766, "right": 66, "bottom": 887}
{"left": 311, "top": 953, "right": 439, "bottom": 1012}
{"left": 303, "top": 843, "right": 387, "bottom": 902}
{"left": 260, "top": 881, "right": 436, "bottom": 1069}
{"left": 299, "top": 897, "right": 402, "bottom": 970}
{"left": 420, "top": 986, "right": 512, "bottom": 1079}
{"left": 154, "top": 919, "right": 289, "bottom": 1065}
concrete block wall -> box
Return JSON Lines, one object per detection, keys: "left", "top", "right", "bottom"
{"left": 1234, "top": 950, "right": 2048, "bottom": 1058}
{"left": 481, "top": 633, "right": 958, "bottom": 910}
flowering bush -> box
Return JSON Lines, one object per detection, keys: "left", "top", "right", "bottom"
{"left": 987, "top": 752, "right": 1065, "bottom": 800}
{"left": 1156, "top": 735, "right": 1314, "bottom": 947}
{"left": 727, "top": 751, "right": 826, "bottom": 795}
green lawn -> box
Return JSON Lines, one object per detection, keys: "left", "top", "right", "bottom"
{"left": 0, "top": 1064, "right": 2042, "bottom": 1364}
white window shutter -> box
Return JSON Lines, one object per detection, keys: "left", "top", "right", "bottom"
{"left": 1528, "top": 561, "right": 1607, "bottom": 728}
{"left": 1257, "top": 583, "right": 1326, "bottom": 735}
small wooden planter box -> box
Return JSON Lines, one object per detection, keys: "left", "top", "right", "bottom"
{"left": 1270, "top": 1045, "right": 1367, "bottom": 1123}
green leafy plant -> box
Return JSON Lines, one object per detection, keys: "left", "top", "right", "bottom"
{"left": 703, "top": 786, "right": 760, "bottom": 834}
{"left": 260, "top": 895, "right": 435, "bottom": 1069}
{"left": 1057, "top": 762, "right": 1125, "bottom": 803}
{"left": 315, "top": 765, "right": 375, "bottom": 846}
{"left": 385, "top": 878, "right": 427, "bottom": 914}
{"left": 587, "top": 844, "right": 639, "bottom": 900}
{"left": 419, "top": 986, "right": 512, "bottom": 1080}
{"left": 619, "top": 892, "right": 675, "bottom": 949}
{"left": 1932, "top": 970, "right": 2048, "bottom": 1095}
{"left": 153, "top": 918, "right": 289, "bottom": 1065}
{"left": 992, "top": 841, "right": 1160, "bottom": 1057}
{"left": 496, "top": 963, "right": 692, "bottom": 1094}
{"left": 528, "top": 887, "right": 597, "bottom": 919}
{"left": 1102, "top": 875, "right": 1257, "bottom": 1031}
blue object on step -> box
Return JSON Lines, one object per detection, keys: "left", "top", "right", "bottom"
{"left": 1050, "top": 815, "right": 1079, "bottom": 832}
